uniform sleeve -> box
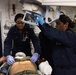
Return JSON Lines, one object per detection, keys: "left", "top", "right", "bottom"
{"left": 41, "top": 23, "right": 75, "bottom": 47}
{"left": 28, "top": 28, "right": 41, "bottom": 54}
{"left": 4, "top": 27, "right": 13, "bottom": 56}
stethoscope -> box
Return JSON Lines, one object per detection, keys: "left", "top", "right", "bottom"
{"left": 22, "top": 31, "right": 28, "bottom": 42}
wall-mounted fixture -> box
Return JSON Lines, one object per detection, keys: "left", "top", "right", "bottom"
{"left": 12, "top": 4, "right": 16, "bottom": 14}
{"left": 42, "top": 0, "right": 76, "bottom": 6}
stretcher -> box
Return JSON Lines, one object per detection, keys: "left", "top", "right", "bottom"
{"left": 0, "top": 52, "right": 52, "bottom": 75}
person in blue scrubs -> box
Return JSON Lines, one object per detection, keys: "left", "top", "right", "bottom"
{"left": 0, "top": 13, "right": 41, "bottom": 75}
{"left": 32, "top": 14, "right": 76, "bottom": 75}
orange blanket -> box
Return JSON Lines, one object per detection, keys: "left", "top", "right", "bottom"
{"left": 9, "top": 61, "right": 37, "bottom": 75}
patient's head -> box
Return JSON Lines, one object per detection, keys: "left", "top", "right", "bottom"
{"left": 15, "top": 52, "right": 26, "bottom": 59}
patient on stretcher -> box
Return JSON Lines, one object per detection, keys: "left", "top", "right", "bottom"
{"left": 0, "top": 52, "right": 52, "bottom": 75}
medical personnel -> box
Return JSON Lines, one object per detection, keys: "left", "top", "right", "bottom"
{"left": 32, "top": 14, "right": 76, "bottom": 75}
{"left": 0, "top": 13, "right": 41, "bottom": 65}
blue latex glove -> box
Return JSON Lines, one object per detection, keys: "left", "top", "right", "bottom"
{"left": 6, "top": 55, "right": 15, "bottom": 65}
{"left": 30, "top": 53, "right": 39, "bottom": 63}
{"left": 32, "top": 14, "right": 45, "bottom": 25}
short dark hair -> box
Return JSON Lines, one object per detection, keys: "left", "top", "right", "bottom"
{"left": 14, "top": 13, "right": 24, "bottom": 22}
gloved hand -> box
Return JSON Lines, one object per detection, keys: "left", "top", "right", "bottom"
{"left": 30, "top": 53, "right": 39, "bottom": 63}
{"left": 32, "top": 14, "right": 45, "bottom": 25}
{"left": 6, "top": 55, "right": 15, "bottom": 65}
